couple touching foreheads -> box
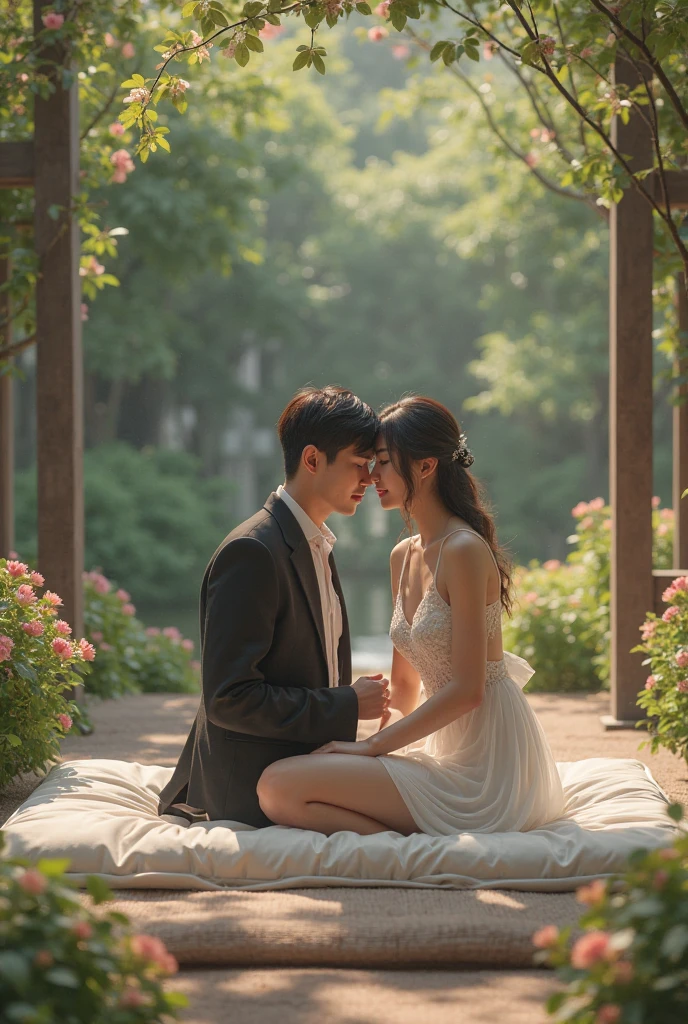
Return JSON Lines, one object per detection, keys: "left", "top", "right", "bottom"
{"left": 159, "top": 387, "right": 566, "bottom": 837}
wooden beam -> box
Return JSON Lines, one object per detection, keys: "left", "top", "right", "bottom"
{"left": 603, "top": 54, "right": 655, "bottom": 729}
{"left": 649, "top": 169, "right": 688, "bottom": 211}
{"left": 0, "top": 256, "right": 14, "bottom": 557}
{"left": 674, "top": 274, "right": 688, "bottom": 570}
{"left": 33, "top": 0, "right": 84, "bottom": 639}
{"left": 0, "top": 141, "right": 34, "bottom": 189}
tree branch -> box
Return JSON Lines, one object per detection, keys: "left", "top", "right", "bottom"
{"left": 0, "top": 333, "right": 35, "bottom": 360}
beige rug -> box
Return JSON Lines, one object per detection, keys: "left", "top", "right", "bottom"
{"left": 78, "top": 886, "right": 581, "bottom": 968}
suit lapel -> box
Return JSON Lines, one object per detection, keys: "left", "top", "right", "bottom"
{"left": 330, "top": 552, "right": 352, "bottom": 687}
{"left": 290, "top": 540, "right": 328, "bottom": 669}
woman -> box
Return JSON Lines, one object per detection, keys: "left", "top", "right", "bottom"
{"left": 256, "top": 396, "right": 566, "bottom": 836}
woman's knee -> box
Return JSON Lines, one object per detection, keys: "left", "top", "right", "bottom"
{"left": 256, "top": 761, "right": 296, "bottom": 821}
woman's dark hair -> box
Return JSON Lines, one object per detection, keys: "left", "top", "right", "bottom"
{"left": 278, "top": 386, "right": 379, "bottom": 479}
{"left": 379, "top": 395, "right": 514, "bottom": 614}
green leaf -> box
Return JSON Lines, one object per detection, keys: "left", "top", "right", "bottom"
{"left": 13, "top": 660, "right": 37, "bottom": 683}
{"left": 234, "top": 42, "right": 250, "bottom": 66}
{"left": 429, "top": 40, "right": 447, "bottom": 62}
{"left": 5, "top": 734, "right": 21, "bottom": 747}
{"left": 390, "top": 7, "right": 407, "bottom": 31}
{"left": 45, "top": 967, "right": 79, "bottom": 988}
{"left": 667, "top": 802, "right": 684, "bottom": 822}
{"left": 441, "top": 43, "right": 456, "bottom": 66}
{"left": 0, "top": 953, "right": 29, "bottom": 985}
{"left": 661, "top": 924, "right": 688, "bottom": 961}
{"left": 356, "top": 2, "right": 372, "bottom": 12}
{"left": 304, "top": 7, "right": 323, "bottom": 28}
{"left": 181, "top": 1, "right": 199, "bottom": 16}
{"left": 293, "top": 50, "right": 310, "bottom": 70}
{"left": 312, "top": 52, "right": 326, "bottom": 74}
{"left": 245, "top": 33, "right": 264, "bottom": 52}
{"left": 37, "top": 857, "right": 71, "bottom": 876}
{"left": 464, "top": 44, "right": 479, "bottom": 62}
{"left": 157, "top": 137, "right": 171, "bottom": 152}
{"left": 243, "top": 0, "right": 264, "bottom": 15}
{"left": 86, "top": 874, "right": 113, "bottom": 904}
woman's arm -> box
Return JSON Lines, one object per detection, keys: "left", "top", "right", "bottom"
{"left": 367, "top": 534, "right": 490, "bottom": 756}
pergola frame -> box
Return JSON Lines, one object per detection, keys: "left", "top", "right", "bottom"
{"left": 0, "top": 14, "right": 686, "bottom": 723}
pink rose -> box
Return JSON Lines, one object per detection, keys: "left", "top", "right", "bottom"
{"left": 41, "top": 12, "right": 64, "bottom": 30}
{"left": 108, "top": 122, "right": 125, "bottom": 137}
{"left": 91, "top": 631, "right": 103, "bottom": 643}
{"left": 16, "top": 584, "right": 36, "bottom": 605}
{"left": 181, "top": 638, "right": 194, "bottom": 652}
{"left": 676, "top": 679, "right": 688, "bottom": 693}
{"left": 532, "top": 924, "right": 559, "bottom": 948}
{"left": 162, "top": 626, "right": 181, "bottom": 641}
{"left": 81, "top": 302, "right": 89, "bottom": 322}
{"left": 121, "top": 42, "right": 135, "bottom": 59}
{"left": 146, "top": 627, "right": 160, "bottom": 637}
{"left": 596, "top": 1006, "right": 621, "bottom": 1024}
{"left": 675, "top": 650, "right": 688, "bottom": 669}
{"left": 54, "top": 619, "right": 72, "bottom": 636}
{"left": 18, "top": 869, "right": 48, "bottom": 895}
{"left": 6, "top": 559, "right": 28, "bottom": 577}
{"left": 116, "top": 589, "right": 131, "bottom": 602}
{"left": 22, "top": 620, "right": 44, "bottom": 637}
{"left": 602, "top": 518, "right": 611, "bottom": 530}
{"left": 130, "top": 933, "right": 170, "bottom": 965}
{"left": 258, "top": 23, "right": 285, "bottom": 40}
{"left": 78, "top": 638, "right": 96, "bottom": 661}
{"left": 30, "top": 571, "right": 44, "bottom": 586}
{"left": 119, "top": 989, "right": 150, "bottom": 1009}
{"left": 652, "top": 495, "right": 661, "bottom": 509}
{"left": 57, "top": 713, "right": 73, "bottom": 731}
{"left": 658, "top": 847, "right": 680, "bottom": 861}
{"left": 576, "top": 878, "right": 606, "bottom": 906}
{"left": 191, "top": 660, "right": 201, "bottom": 673}
{"left": 652, "top": 869, "right": 669, "bottom": 889}
{"left": 122, "top": 603, "right": 136, "bottom": 616}
{"left": 640, "top": 620, "right": 657, "bottom": 641}
{"left": 570, "top": 931, "right": 613, "bottom": 969}
{"left": 612, "top": 961, "right": 633, "bottom": 984}
{"left": 392, "top": 44, "right": 410, "bottom": 60}
{"left": 100, "top": 641, "right": 112, "bottom": 652}
{"left": 34, "top": 949, "right": 54, "bottom": 968}
{"left": 645, "top": 675, "right": 656, "bottom": 690}
{"left": 43, "top": 590, "right": 63, "bottom": 607}
{"left": 543, "top": 559, "right": 560, "bottom": 571}
{"left": 71, "top": 921, "right": 93, "bottom": 940}
{"left": 368, "top": 26, "right": 388, "bottom": 41}
{"left": 104, "top": 32, "right": 117, "bottom": 47}
{"left": 89, "top": 574, "right": 110, "bottom": 595}
{"left": 580, "top": 516, "right": 594, "bottom": 529}
{"left": 110, "top": 149, "right": 134, "bottom": 173}
{"left": 589, "top": 497, "right": 605, "bottom": 511}
{"left": 52, "top": 637, "right": 73, "bottom": 660}
{"left": 572, "top": 501, "right": 589, "bottom": 518}
{"left": 662, "top": 606, "right": 680, "bottom": 623}
{"left": 375, "top": 0, "right": 391, "bottom": 14}
{"left": 0, "top": 635, "right": 14, "bottom": 661}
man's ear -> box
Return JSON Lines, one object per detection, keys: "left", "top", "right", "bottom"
{"left": 302, "top": 444, "right": 319, "bottom": 476}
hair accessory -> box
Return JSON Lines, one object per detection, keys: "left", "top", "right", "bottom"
{"left": 451, "top": 432, "right": 474, "bottom": 468}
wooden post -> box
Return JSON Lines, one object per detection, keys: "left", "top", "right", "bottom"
{"left": 0, "top": 255, "right": 14, "bottom": 557}
{"left": 602, "top": 53, "right": 655, "bottom": 729}
{"left": 33, "top": 0, "right": 84, "bottom": 638}
{"left": 674, "top": 274, "right": 688, "bottom": 571}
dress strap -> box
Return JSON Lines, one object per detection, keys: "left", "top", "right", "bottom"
{"left": 434, "top": 528, "right": 500, "bottom": 582}
{"left": 396, "top": 535, "right": 417, "bottom": 604}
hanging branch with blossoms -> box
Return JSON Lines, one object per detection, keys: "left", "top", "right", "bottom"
{"left": 121, "top": 0, "right": 688, "bottom": 290}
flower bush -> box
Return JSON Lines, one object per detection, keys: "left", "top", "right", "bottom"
{"left": 533, "top": 802, "right": 687, "bottom": 1024}
{"left": 84, "top": 570, "right": 199, "bottom": 699}
{"left": 504, "top": 497, "right": 675, "bottom": 692}
{"left": 0, "top": 559, "right": 94, "bottom": 790}
{"left": 634, "top": 574, "right": 688, "bottom": 765}
{"left": 0, "top": 831, "right": 188, "bottom": 1023}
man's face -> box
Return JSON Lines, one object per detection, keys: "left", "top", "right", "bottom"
{"left": 315, "top": 444, "right": 374, "bottom": 516}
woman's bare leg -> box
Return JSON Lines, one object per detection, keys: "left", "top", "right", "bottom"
{"left": 256, "top": 754, "right": 420, "bottom": 836}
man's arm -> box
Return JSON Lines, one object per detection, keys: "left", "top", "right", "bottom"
{"left": 203, "top": 536, "right": 359, "bottom": 744}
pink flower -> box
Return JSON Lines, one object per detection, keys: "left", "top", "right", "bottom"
{"left": 191, "top": 660, "right": 201, "bottom": 673}
{"left": 146, "top": 627, "right": 160, "bottom": 637}
{"left": 52, "top": 637, "right": 73, "bottom": 660}
{"left": 543, "top": 559, "right": 560, "bottom": 571}
{"left": 42, "top": 12, "right": 64, "bottom": 30}
{"left": 258, "top": 23, "right": 285, "bottom": 40}
{"left": 658, "top": 847, "right": 680, "bottom": 861}
{"left": 602, "top": 518, "right": 611, "bottom": 530}
{"left": 640, "top": 620, "right": 657, "bottom": 641}
{"left": 30, "top": 571, "right": 44, "bottom": 586}
{"left": 576, "top": 878, "right": 606, "bottom": 906}
{"left": 108, "top": 121, "right": 125, "bottom": 137}
{"left": 676, "top": 679, "right": 688, "bottom": 693}
{"left": 116, "top": 588, "right": 131, "bottom": 602}
{"left": 80, "top": 302, "right": 89, "bottom": 322}
{"left": 121, "top": 42, "right": 135, "bottom": 59}
{"left": 169, "top": 78, "right": 190, "bottom": 98}
{"left": 18, "top": 868, "right": 47, "bottom": 895}
{"left": 532, "top": 924, "right": 559, "bottom": 948}
{"left": 181, "top": 638, "right": 194, "bottom": 652}
{"left": 483, "top": 41, "right": 498, "bottom": 60}
{"left": 119, "top": 989, "right": 150, "bottom": 1009}
{"left": 523, "top": 591, "right": 539, "bottom": 604}
{"left": 86, "top": 573, "right": 110, "bottom": 595}
{"left": 163, "top": 626, "right": 181, "bottom": 641}
{"left": 392, "top": 44, "right": 410, "bottom": 60}
{"left": 91, "top": 630, "right": 103, "bottom": 643}
{"left": 123, "top": 87, "right": 150, "bottom": 106}
{"left": 570, "top": 931, "right": 613, "bottom": 969}
{"left": 100, "top": 641, "right": 112, "bottom": 652}
{"left": 16, "top": 584, "right": 36, "bottom": 605}
{"left": 71, "top": 921, "right": 93, "bottom": 940}
{"left": 539, "top": 36, "right": 556, "bottom": 58}
{"left": 130, "top": 933, "right": 175, "bottom": 971}
{"left": 54, "top": 619, "right": 72, "bottom": 636}
{"left": 375, "top": 0, "right": 391, "bottom": 14}
{"left": 368, "top": 26, "right": 388, "bottom": 41}
{"left": 652, "top": 869, "right": 669, "bottom": 889}
{"left": 662, "top": 606, "right": 680, "bottom": 623}
{"left": 572, "top": 501, "right": 589, "bottom": 518}
{"left": 675, "top": 650, "right": 688, "bottom": 669}
{"left": 579, "top": 47, "right": 594, "bottom": 59}
{"left": 652, "top": 495, "right": 661, "bottom": 509}
{"left": 190, "top": 31, "right": 212, "bottom": 63}
{"left": 612, "top": 961, "right": 633, "bottom": 984}
{"left": 589, "top": 497, "right": 605, "bottom": 511}
{"left": 525, "top": 151, "right": 540, "bottom": 168}
{"left": 0, "top": 635, "right": 14, "bottom": 661}
{"left": 104, "top": 32, "right": 117, "bottom": 47}
{"left": 78, "top": 638, "right": 96, "bottom": 661}
{"left": 34, "top": 950, "right": 54, "bottom": 968}
{"left": 6, "top": 559, "right": 28, "bottom": 577}
{"left": 580, "top": 516, "right": 594, "bottom": 529}
{"left": 645, "top": 675, "right": 656, "bottom": 690}
{"left": 122, "top": 603, "right": 136, "bottom": 616}
{"left": 110, "top": 149, "right": 135, "bottom": 176}
{"left": 658, "top": 523, "right": 669, "bottom": 536}
{"left": 22, "top": 620, "right": 44, "bottom": 637}
{"left": 596, "top": 1006, "right": 621, "bottom": 1024}
{"left": 57, "top": 713, "right": 73, "bottom": 731}
{"left": 43, "top": 590, "right": 62, "bottom": 607}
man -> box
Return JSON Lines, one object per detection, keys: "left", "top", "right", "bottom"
{"left": 158, "top": 386, "right": 391, "bottom": 827}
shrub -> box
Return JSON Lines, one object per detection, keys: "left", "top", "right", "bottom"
{"left": 533, "top": 803, "right": 687, "bottom": 1024}
{"left": 0, "top": 559, "right": 93, "bottom": 790}
{"left": 0, "top": 831, "right": 188, "bottom": 1023}
{"left": 634, "top": 575, "right": 688, "bottom": 765}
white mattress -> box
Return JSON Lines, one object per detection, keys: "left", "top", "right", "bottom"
{"left": 2, "top": 757, "right": 681, "bottom": 892}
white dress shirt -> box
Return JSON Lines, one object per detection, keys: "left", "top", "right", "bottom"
{"left": 276, "top": 485, "right": 343, "bottom": 688}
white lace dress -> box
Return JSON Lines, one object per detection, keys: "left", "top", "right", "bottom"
{"left": 377, "top": 531, "right": 566, "bottom": 836}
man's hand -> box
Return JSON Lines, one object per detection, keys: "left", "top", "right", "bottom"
{"left": 351, "top": 673, "right": 391, "bottom": 720}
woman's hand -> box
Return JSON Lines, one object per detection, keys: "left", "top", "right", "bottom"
{"left": 309, "top": 737, "right": 378, "bottom": 756}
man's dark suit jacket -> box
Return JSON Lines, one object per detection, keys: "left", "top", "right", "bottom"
{"left": 158, "top": 492, "right": 360, "bottom": 827}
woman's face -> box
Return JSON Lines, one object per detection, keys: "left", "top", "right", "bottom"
{"left": 371, "top": 434, "right": 408, "bottom": 510}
